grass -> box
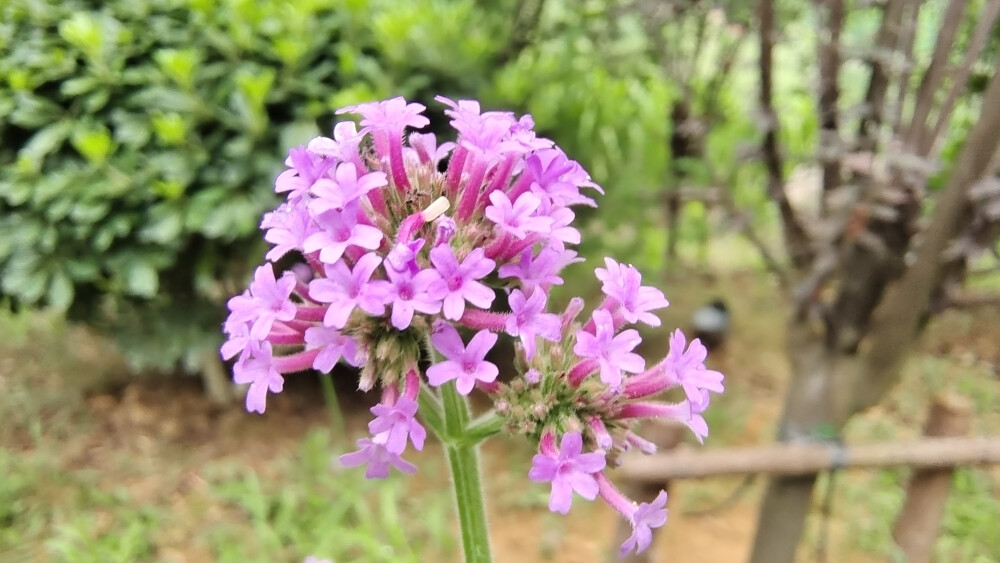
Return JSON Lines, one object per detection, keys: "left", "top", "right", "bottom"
{"left": 1, "top": 273, "right": 998, "bottom": 562}
{"left": 832, "top": 346, "right": 1000, "bottom": 563}
{"left": 0, "top": 429, "right": 456, "bottom": 563}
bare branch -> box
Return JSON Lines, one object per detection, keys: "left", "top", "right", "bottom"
{"left": 926, "top": 1, "right": 1000, "bottom": 157}
{"left": 816, "top": 0, "right": 845, "bottom": 199}
{"left": 904, "top": 0, "right": 971, "bottom": 151}
{"left": 682, "top": 5, "right": 710, "bottom": 91}
{"left": 759, "top": 0, "right": 813, "bottom": 269}
{"left": 703, "top": 27, "right": 748, "bottom": 125}
{"left": 857, "top": 0, "right": 907, "bottom": 151}
{"left": 618, "top": 436, "right": 1000, "bottom": 481}
{"left": 890, "top": 0, "right": 923, "bottom": 133}
{"left": 859, "top": 64, "right": 1000, "bottom": 411}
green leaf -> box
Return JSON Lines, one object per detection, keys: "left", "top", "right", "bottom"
{"left": 121, "top": 259, "right": 159, "bottom": 297}
{"left": 279, "top": 120, "right": 320, "bottom": 151}
{"left": 58, "top": 12, "right": 104, "bottom": 56}
{"left": 139, "top": 205, "right": 183, "bottom": 243}
{"left": 61, "top": 76, "right": 99, "bottom": 96}
{"left": 130, "top": 87, "right": 199, "bottom": 113}
{"left": 153, "top": 48, "right": 201, "bottom": 90}
{"left": 235, "top": 67, "right": 275, "bottom": 109}
{"left": 10, "top": 94, "right": 64, "bottom": 128}
{"left": 0, "top": 180, "right": 32, "bottom": 206}
{"left": 47, "top": 270, "right": 75, "bottom": 311}
{"left": 111, "top": 110, "right": 152, "bottom": 148}
{"left": 71, "top": 124, "right": 114, "bottom": 164}
{"left": 82, "top": 89, "right": 111, "bottom": 113}
{"left": 18, "top": 121, "right": 74, "bottom": 165}
{"left": 69, "top": 201, "right": 111, "bottom": 224}
{"left": 151, "top": 113, "right": 187, "bottom": 145}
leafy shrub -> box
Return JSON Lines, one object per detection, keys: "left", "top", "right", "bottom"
{"left": 0, "top": 0, "right": 508, "bottom": 370}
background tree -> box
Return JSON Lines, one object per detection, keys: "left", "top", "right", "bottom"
{"left": 748, "top": 0, "right": 1000, "bottom": 560}
{"left": 0, "top": 0, "right": 539, "bottom": 401}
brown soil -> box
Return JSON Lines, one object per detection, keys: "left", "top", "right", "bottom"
{"left": 5, "top": 270, "right": 998, "bottom": 563}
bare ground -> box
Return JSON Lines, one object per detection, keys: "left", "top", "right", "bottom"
{"left": 2, "top": 270, "right": 997, "bottom": 562}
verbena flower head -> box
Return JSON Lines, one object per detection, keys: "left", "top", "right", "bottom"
{"left": 221, "top": 96, "right": 725, "bottom": 557}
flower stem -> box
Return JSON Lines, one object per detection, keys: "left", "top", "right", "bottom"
{"left": 440, "top": 381, "right": 493, "bottom": 563}
{"left": 423, "top": 333, "right": 493, "bottom": 562}
{"left": 318, "top": 372, "right": 344, "bottom": 439}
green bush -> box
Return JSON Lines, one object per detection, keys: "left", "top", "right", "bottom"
{"left": 0, "top": 0, "right": 509, "bottom": 370}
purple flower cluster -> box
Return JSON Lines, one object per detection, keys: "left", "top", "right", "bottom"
{"left": 221, "top": 96, "right": 724, "bottom": 557}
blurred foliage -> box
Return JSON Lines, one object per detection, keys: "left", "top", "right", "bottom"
{"left": 0, "top": 430, "right": 455, "bottom": 561}
{"left": 0, "top": 0, "right": 992, "bottom": 371}
{"left": 0, "top": 0, "right": 512, "bottom": 371}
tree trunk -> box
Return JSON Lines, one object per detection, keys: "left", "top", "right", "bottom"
{"left": 748, "top": 332, "right": 853, "bottom": 563}
{"left": 749, "top": 475, "right": 819, "bottom": 563}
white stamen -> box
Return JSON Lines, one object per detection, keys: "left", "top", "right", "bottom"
{"left": 422, "top": 196, "right": 451, "bottom": 222}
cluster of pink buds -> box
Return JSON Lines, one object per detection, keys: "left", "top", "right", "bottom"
{"left": 221, "top": 96, "right": 724, "bottom": 557}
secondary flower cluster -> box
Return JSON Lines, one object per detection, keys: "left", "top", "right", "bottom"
{"left": 221, "top": 96, "right": 724, "bottom": 557}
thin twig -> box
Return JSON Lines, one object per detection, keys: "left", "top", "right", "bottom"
{"left": 890, "top": 0, "right": 922, "bottom": 134}
{"left": 816, "top": 0, "right": 845, "bottom": 202}
{"left": 857, "top": 0, "right": 907, "bottom": 151}
{"left": 759, "top": 0, "right": 813, "bottom": 269}
{"left": 704, "top": 30, "right": 748, "bottom": 125}
{"left": 926, "top": 0, "right": 1000, "bottom": 157}
{"left": 904, "top": 0, "right": 971, "bottom": 151}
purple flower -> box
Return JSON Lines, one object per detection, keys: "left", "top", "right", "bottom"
{"left": 382, "top": 266, "right": 441, "bottom": 330}
{"left": 303, "top": 203, "right": 383, "bottom": 265}
{"left": 340, "top": 96, "right": 430, "bottom": 134}
{"left": 408, "top": 132, "right": 455, "bottom": 166}
{"left": 504, "top": 289, "right": 560, "bottom": 360}
{"left": 426, "top": 323, "right": 499, "bottom": 395}
{"left": 436, "top": 96, "right": 485, "bottom": 135}
{"left": 308, "top": 253, "right": 387, "bottom": 328}
{"left": 303, "top": 557, "right": 332, "bottom": 563}
{"left": 385, "top": 239, "right": 425, "bottom": 275}
{"left": 339, "top": 434, "right": 418, "bottom": 479}
{"left": 528, "top": 432, "right": 606, "bottom": 514}
{"left": 226, "top": 264, "right": 297, "bottom": 341}
{"left": 484, "top": 191, "right": 553, "bottom": 239}
{"left": 615, "top": 400, "right": 711, "bottom": 443}
{"left": 619, "top": 491, "right": 668, "bottom": 557}
{"left": 310, "top": 163, "right": 387, "bottom": 214}
{"left": 595, "top": 258, "right": 669, "bottom": 326}
{"left": 338, "top": 97, "right": 429, "bottom": 189}
{"left": 664, "top": 330, "right": 725, "bottom": 403}
{"left": 434, "top": 216, "right": 457, "bottom": 247}
{"left": 573, "top": 309, "right": 645, "bottom": 389}
{"left": 307, "top": 121, "right": 367, "bottom": 170}
{"left": 221, "top": 316, "right": 252, "bottom": 361}
{"left": 544, "top": 207, "right": 581, "bottom": 250}
{"left": 498, "top": 247, "right": 580, "bottom": 293}
{"left": 233, "top": 342, "right": 284, "bottom": 414}
{"left": 368, "top": 396, "right": 426, "bottom": 454}
{"left": 428, "top": 246, "right": 496, "bottom": 320}
{"left": 262, "top": 202, "right": 315, "bottom": 262}
{"left": 304, "top": 326, "right": 363, "bottom": 372}
{"left": 275, "top": 146, "right": 335, "bottom": 202}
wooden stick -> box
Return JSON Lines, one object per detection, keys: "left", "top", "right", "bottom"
{"left": 613, "top": 420, "right": 685, "bottom": 563}
{"left": 892, "top": 393, "right": 973, "bottom": 563}
{"left": 617, "top": 436, "right": 1000, "bottom": 482}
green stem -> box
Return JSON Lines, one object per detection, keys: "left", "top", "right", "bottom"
{"left": 422, "top": 333, "right": 493, "bottom": 562}
{"left": 318, "top": 372, "right": 345, "bottom": 438}
{"left": 440, "top": 382, "right": 493, "bottom": 563}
